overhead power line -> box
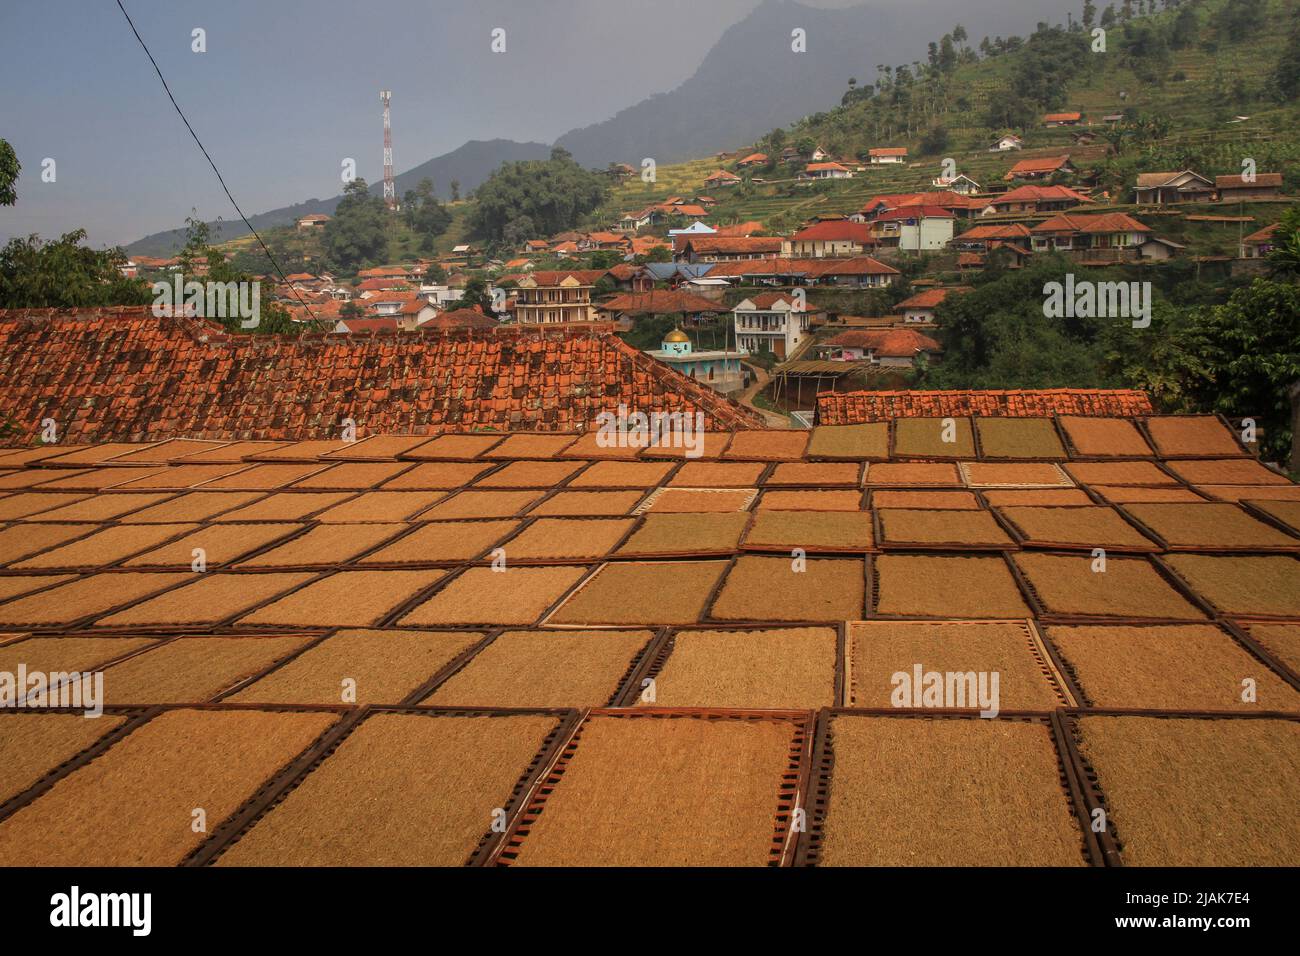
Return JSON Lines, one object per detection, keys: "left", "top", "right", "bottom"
{"left": 114, "top": 0, "right": 324, "bottom": 330}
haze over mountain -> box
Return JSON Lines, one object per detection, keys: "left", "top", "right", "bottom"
{"left": 127, "top": 0, "right": 1069, "bottom": 255}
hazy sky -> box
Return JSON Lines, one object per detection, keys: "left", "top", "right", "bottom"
{"left": 0, "top": 0, "right": 1044, "bottom": 248}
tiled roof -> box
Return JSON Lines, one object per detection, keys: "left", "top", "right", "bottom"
{"left": 869, "top": 147, "right": 907, "bottom": 156}
{"left": 1216, "top": 173, "right": 1283, "bottom": 189}
{"left": 817, "top": 389, "right": 1156, "bottom": 423}
{"left": 896, "top": 287, "right": 967, "bottom": 309}
{"left": 995, "top": 184, "right": 1093, "bottom": 204}
{"left": 597, "top": 291, "right": 725, "bottom": 315}
{"left": 0, "top": 410, "right": 1295, "bottom": 868}
{"left": 699, "top": 256, "right": 899, "bottom": 279}
{"left": 1005, "top": 156, "right": 1073, "bottom": 179}
{"left": 518, "top": 270, "right": 607, "bottom": 287}
{"left": 0, "top": 307, "right": 762, "bottom": 442}
{"left": 1043, "top": 112, "right": 1082, "bottom": 122}
{"left": 790, "top": 220, "right": 876, "bottom": 243}
{"left": 681, "top": 237, "right": 784, "bottom": 255}
{"left": 957, "top": 223, "right": 1034, "bottom": 240}
{"left": 417, "top": 308, "right": 499, "bottom": 330}
{"left": 1031, "top": 212, "right": 1152, "bottom": 235}
{"left": 1243, "top": 223, "right": 1280, "bottom": 243}
{"left": 872, "top": 204, "right": 955, "bottom": 221}
{"left": 820, "top": 328, "right": 942, "bottom": 356}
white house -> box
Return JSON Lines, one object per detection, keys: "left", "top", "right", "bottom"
{"left": 868, "top": 147, "right": 908, "bottom": 165}
{"left": 932, "top": 173, "right": 982, "bottom": 195}
{"left": 871, "top": 206, "right": 955, "bottom": 251}
{"left": 800, "top": 161, "right": 853, "bottom": 180}
{"left": 732, "top": 292, "right": 810, "bottom": 360}
{"left": 989, "top": 134, "right": 1023, "bottom": 152}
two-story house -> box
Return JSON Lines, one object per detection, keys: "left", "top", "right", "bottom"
{"left": 733, "top": 292, "right": 811, "bottom": 359}
{"left": 512, "top": 270, "right": 607, "bottom": 324}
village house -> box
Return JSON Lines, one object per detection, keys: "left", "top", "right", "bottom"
{"left": 800, "top": 161, "right": 854, "bottom": 180}
{"left": 732, "top": 292, "right": 813, "bottom": 359}
{"left": 616, "top": 208, "right": 657, "bottom": 231}
{"left": 296, "top": 213, "right": 331, "bottom": 231}
{"left": 1029, "top": 212, "right": 1153, "bottom": 260}
{"left": 644, "top": 328, "right": 746, "bottom": 395}
{"left": 523, "top": 239, "right": 550, "bottom": 254}
{"left": 856, "top": 191, "right": 985, "bottom": 222}
{"left": 1216, "top": 173, "right": 1285, "bottom": 203}
{"left": 1042, "top": 111, "right": 1084, "bottom": 127}
{"left": 950, "top": 222, "right": 1034, "bottom": 251}
{"left": 595, "top": 289, "right": 724, "bottom": 325}
{"left": 1240, "top": 222, "right": 1280, "bottom": 259}
{"left": 676, "top": 236, "right": 785, "bottom": 263}
{"left": 786, "top": 219, "right": 877, "bottom": 258}
{"left": 989, "top": 133, "right": 1024, "bottom": 152}
{"left": 816, "top": 328, "right": 942, "bottom": 367}
{"left": 604, "top": 263, "right": 655, "bottom": 293}
{"left": 1133, "top": 170, "right": 1216, "bottom": 205}
{"left": 735, "top": 152, "right": 768, "bottom": 169}
{"left": 985, "top": 184, "right": 1093, "bottom": 216}
{"left": 868, "top": 147, "right": 908, "bottom": 165}
{"left": 704, "top": 169, "right": 742, "bottom": 188}
{"left": 896, "top": 287, "right": 968, "bottom": 324}
{"left": 1004, "top": 155, "right": 1075, "bottom": 181}
{"left": 870, "top": 205, "right": 955, "bottom": 251}
{"left": 932, "top": 173, "right": 982, "bottom": 195}
{"left": 512, "top": 269, "right": 607, "bottom": 324}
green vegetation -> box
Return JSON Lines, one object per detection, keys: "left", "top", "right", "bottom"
{"left": 467, "top": 147, "right": 609, "bottom": 248}
{"left": 0, "top": 229, "right": 150, "bottom": 309}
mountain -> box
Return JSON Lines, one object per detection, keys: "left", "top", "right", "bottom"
{"left": 125, "top": 138, "right": 550, "bottom": 256}
{"left": 552, "top": 0, "right": 1067, "bottom": 167}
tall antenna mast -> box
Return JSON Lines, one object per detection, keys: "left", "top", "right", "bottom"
{"left": 380, "top": 89, "right": 395, "bottom": 210}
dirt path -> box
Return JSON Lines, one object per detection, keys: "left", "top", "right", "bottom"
{"left": 736, "top": 362, "right": 792, "bottom": 428}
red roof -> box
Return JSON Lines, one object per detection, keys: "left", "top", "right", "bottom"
{"left": 736, "top": 152, "right": 768, "bottom": 165}
{"left": 1243, "top": 223, "right": 1280, "bottom": 243}
{"left": 0, "top": 307, "right": 763, "bottom": 441}
{"left": 742, "top": 292, "right": 798, "bottom": 309}
{"left": 700, "top": 256, "right": 900, "bottom": 279}
{"left": 994, "top": 184, "right": 1093, "bottom": 205}
{"left": 957, "top": 223, "right": 1035, "bottom": 240}
{"left": 710, "top": 221, "right": 765, "bottom": 237}
{"left": 704, "top": 169, "right": 741, "bottom": 182}
{"left": 681, "top": 237, "right": 784, "bottom": 255}
{"left": 820, "top": 329, "right": 941, "bottom": 357}
{"left": 418, "top": 308, "right": 498, "bottom": 330}
{"left": 1005, "top": 156, "right": 1073, "bottom": 179}
{"left": 790, "top": 221, "right": 876, "bottom": 243}
{"left": 1216, "top": 173, "right": 1283, "bottom": 189}
{"left": 521, "top": 270, "right": 608, "bottom": 287}
{"left": 339, "top": 317, "right": 401, "bottom": 332}
{"left": 598, "top": 291, "right": 725, "bottom": 315}
{"left": 817, "top": 389, "right": 1155, "bottom": 424}
{"left": 869, "top": 147, "right": 907, "bottom": 156}
{"left": 1031, "top": 212, "right": 1152, "bottom": 235}
{"left": 805, "top": 162, "right": 851, "bottom": 172}
{"left": 896, "top": 287, "right": 967, "bottom": 310}
{"left": 1043, "top": 112, "right": 1082, "bottom": 122}
{"left": 872, "top": 204, "right": 955, "bottom": 222}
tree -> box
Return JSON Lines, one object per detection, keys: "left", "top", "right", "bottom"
{"left": 424, "top": 262, "right": 448, "bottom": 284}
{"left": 1082, "top": 0, "right": 1097, "bottom": 29}
{"left": 404, "top": 177, "right": 452, "bottom": 252}
{"left": 450, "top": 180, "right": 461, "bottom": 202}
{"left": 1269, "top": 20, "right": 1300, "bottom": 102}
{"left": 1188, "top": 280, "right": 1300, "bottom": 469}
{"left": 0, "top": 229, "right": 150, "bottom": 308}
{"left": 458, "top": 277, "right": 495, "bottom": 313}
{"left": 0, "top": 138, "right": 19, "bottom": 207}
{"left": 919, "top": 126, "right": 950, "bottom": 155}
{"left": 1266, "top": 206, "right": 1300, "bottom": 280}
{"left": 467, "top": 151, "right": 608, "bottom": 243}
{"left": 322, "top": 178, "right": 389, "bottom": 272}
{"left": 1170, "top": 5, "right": 1198, "bottom": 48}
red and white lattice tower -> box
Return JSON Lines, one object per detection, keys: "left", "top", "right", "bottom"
{"left": 380, "top": 89, "right": 395, "bottom": 210}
